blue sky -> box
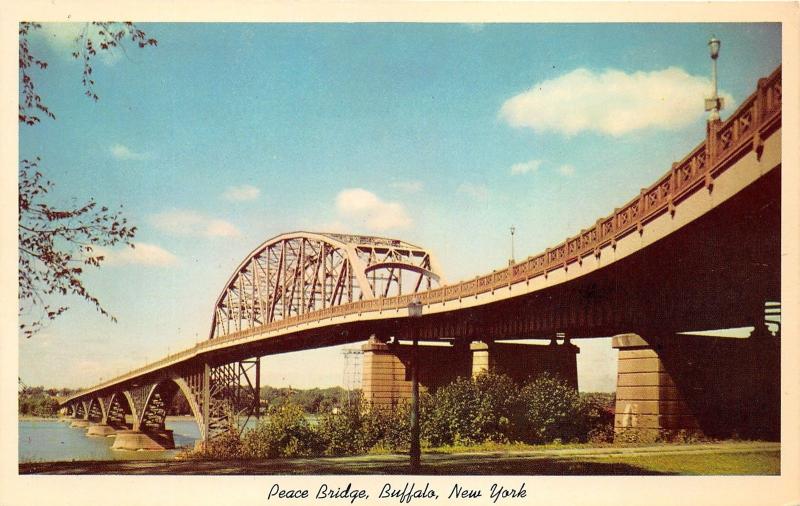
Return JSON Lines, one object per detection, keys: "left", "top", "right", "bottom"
{"left": 18, "top": 23, "right": 781, "bottom": 391}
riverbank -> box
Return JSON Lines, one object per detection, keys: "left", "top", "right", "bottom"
{"left": 20, "top": 441, "right": 779, "bottom": 475}
{"left": 19, "top": 415, "right": 60, "bottom": 421}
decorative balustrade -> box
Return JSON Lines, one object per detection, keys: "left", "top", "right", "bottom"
{"left": 68, "top": 66, "right": 782, "bottom": 403}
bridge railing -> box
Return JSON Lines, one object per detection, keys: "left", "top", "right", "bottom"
{"left": 66, "top": 66, "right": 781, "bottom": 403}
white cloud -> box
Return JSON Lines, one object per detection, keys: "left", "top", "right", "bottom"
{"left": 100, "top": 243, "right": 179, "bottom": 267}
{"left": 151, "top": 210, "right": 241, "bottom": 238}
{"left": 458, "top": 183, "right": 490, "bottom": 201}
{"left": 35, "top": 23, "right": 83, "bottom": 51}
{"left": 510, "top": 159, "right": 542, "bottom": 175}
{"left": 500, "top": 67, "right": 735, "bottom": 137}
{"left": 335, "top": 188, "right": 412, "bottom": 231}
{"left": 110, "top": 143, "right": 147, "bottom": 160}
{"left": 557, "top": 164, "right": 576, "bottom": 177}
{"left": 390, "top": 180, "right": 424, "bottom": 193}
{"left": 223, "top": 185, "right": 261, "bottom": 201}
{"left": 206, "top": 219, "right": 241, "bottom": 237}
{"left": 36, "top": 23, "right": 124, "bottom": 66}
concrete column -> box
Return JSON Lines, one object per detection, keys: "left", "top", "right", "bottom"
{"left": 361, "top": 337, "right": 412, "bottom": 409}
{"left": 361, "top": 338, "right": 472, "bottom": 409}
{"left": 612, "top": 334, "right": 697, "bottom": 442}
{"left": 613, "top": 332, "right": 779, "bottom": 442}
{"left": 470, "top": 340, "right": 579, "bottom": 387}
{"left": 470, "top": 342, "right": 494, "bottom": 378}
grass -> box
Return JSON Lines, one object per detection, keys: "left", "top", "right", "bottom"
{"left": 20, "top": 441, "right": 779, "bottom": 475}
{"left": 591, "top": 450, "right": 780, "bottom": 475}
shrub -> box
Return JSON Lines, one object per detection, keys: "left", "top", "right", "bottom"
{"left": 363, "top": 402, "right": 411, "bottom": 452}
{"left": 241, "top": 403, "right": 318, "bottom": 458}
{"left": 315, "top": 402, "right": 369, "bottom": 456}
{"left": 580, "top": 392, "right": 615, "bottom": 444}
{"left": 181, "top": 423, "right": 243, "bottom": 460}
{"left": 513, "top": 372, "right": 586, "bottom": 444}
{"left": 422, "top": 372, "right": 518, "bottom": 446}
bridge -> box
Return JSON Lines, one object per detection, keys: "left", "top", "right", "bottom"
{"left": 60, "top": 66, "right": 782, "bottom": 449}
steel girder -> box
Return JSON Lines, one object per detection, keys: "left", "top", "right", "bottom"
{"left": 209, "top": 231, "right": 444, "bottom": 339}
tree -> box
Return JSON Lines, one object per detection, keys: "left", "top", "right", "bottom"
{"left": 18, "top": 22, "right": 157, "bottom": 338}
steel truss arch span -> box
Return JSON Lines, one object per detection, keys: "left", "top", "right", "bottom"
{"left": 209, "top": 231, "right": 445, "bottom": 339}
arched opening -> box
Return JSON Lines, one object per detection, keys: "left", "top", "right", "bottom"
{"left": 107, "top": 393, "right": 134, "bottom": 429}
{"left": 140, "top": 378, "right": 203, "bottom": 444}
{"left": 75, "top": 401, "right": 86, "bottom": 419}
{"left": 86, "top": 398, "right": 103, "bottom": 423}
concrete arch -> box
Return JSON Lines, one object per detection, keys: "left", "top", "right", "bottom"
{"left": 106, "top": 392, "right": 134, "bottom": 428}
{"left": 86, "top": 398, "right": 103, "bottom": 422}
{"left": 121, "top": 391, "right": 140, "bottom": 429}
{"left": 79, "top": 400, "right": 89, "bottom": 420}
{"left": 140, "top": 376, "right": 203, "bottom": 438}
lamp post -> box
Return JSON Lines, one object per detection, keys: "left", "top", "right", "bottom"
{"left": 705, "top": 36, "right": 724, "bottom": 121}
{"left": 509, "top": 226, "right": 516, "bottom": 265}
{"left": 407, "top": 297, "right": 423, "bottom": 473}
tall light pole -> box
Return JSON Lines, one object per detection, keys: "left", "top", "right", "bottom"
{"left": 705, "top": 36, "right": 724, "bottom": 122}
{"left": 407, "top": 297, "right": 423, "bottom": 473}
{"left": 509, "top": 226, "right": 516, "bottom": 265}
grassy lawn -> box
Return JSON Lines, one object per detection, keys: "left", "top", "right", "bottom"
{"left": 590, "top": 450, "right": 780, "bottom": 475}
{"left": 20, "top": 441, "right": 779, "bottom": 475}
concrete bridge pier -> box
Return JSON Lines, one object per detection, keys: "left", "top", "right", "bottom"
{"left": 361, "top": 337, "right": 472, "bottom": 408}
{"left": 613, "top": 331, "right": 779, "bottom": 442}
{"left": 86, "top": 423, "right": 116, "bottom": 437}
{"left": 470, "top": 339, "right": 579, "bottom": 387}
{"left": 112, "top": 430, "right": 175, "bottom": 451}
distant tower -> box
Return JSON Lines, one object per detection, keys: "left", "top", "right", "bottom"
{"left": 341, "top": 348, "right": 363, "bottom": 407}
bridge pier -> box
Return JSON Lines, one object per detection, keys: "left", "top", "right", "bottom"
{"left": 470, "top": 339, "right": 579, "bottom": 387}
{"left": 86, "top": 423, "right": 117, "bottom": 437}
{"left": 112, "top": 430, "right": 175, "bottom": 451}
{"left": 361, "top": 337, "right": 471, "bottom": 408}
{"left": 613, "top": 332, "right": 779, "bottom": 442}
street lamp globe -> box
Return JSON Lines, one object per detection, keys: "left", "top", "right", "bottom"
{"left": 708, "top": 36, "right": 721, "bottom": 59}
{"left": 408, "top": 297, "right": 423, "bottom": 318}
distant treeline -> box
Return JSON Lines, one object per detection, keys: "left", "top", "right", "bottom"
{"left": 18, "top": 384, "right": 354, "bottom": 417}
{"left": 260, "top": 386, "right": 353, "bottom": 414}
{"left": 168, "top": 386, "right": 353, "bottom": 416}
{"left": 18, "top": 386, "right": 79, "bottom": 417}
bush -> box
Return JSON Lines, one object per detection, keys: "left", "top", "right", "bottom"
{"left": 422, "top": 372, "right": 518, "bottom": 446}
{"left": 363, "top": 402, "right": 411, "bottom": 452}
{"left": 315, "top": 402, "right": 369, "bottom": 456}
{"left": 242, "top": 404, "right": 318, "bottom": 458}
{"left": 580, "top": 392, "right": 615, "bottom": 444}
{"left": 181, "top": 423, "right": 243, "bottom": 460}
{"left": 512, "top": 372, "right": 585, "bottom": 444}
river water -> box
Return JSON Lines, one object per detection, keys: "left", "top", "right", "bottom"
{"left": 19, "top": 418, "right": 201, "bottom": 463}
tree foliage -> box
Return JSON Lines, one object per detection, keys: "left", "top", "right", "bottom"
{"left": 242, "top": 404, "right": 319, "bottom": 459}
{"left": 19, "top": 21, "right": 158, "bottom": 124}
{"left": 18, "top": 385, "right": 78, "bottom": 417}
{"left": 18, "top": 21, "right": 157, "bottom": 337}
{"left": 19, "top": 158, "right": 136, "bottom": 338}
